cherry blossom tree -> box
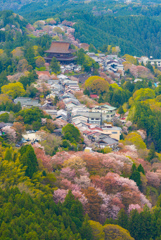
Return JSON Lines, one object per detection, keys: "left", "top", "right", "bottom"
{"left": 74, "top": 175, "right": 91, "bottom": 189}
{"left": 146, "top": 171, "right": 160, "bottom": 188}
{"left": 63, "top": 156, "right": 86, "bottom": 170}
{"left": 34, "top": 146, "right": 53, "bottom": 171}
{"left": 61, "top": 179, "right": 80, "bottom": 191}
{"left": 78, "top": 167, "right": 90, "bottom": 177}
{"left": 13, "top": 122, "right": 25, "bottom": 142}
{"left": 53, "top": 189, "right": 68, "bottom": 203}
{"left": 51, "top": 151, "right": 72, "bottom": 165}
{"left": 60, "top": 167, "right": 76, "bottom": 179}
{"left": 2, "top": 126, "right": 16, "bottom": 143}
{"left": 128, "top": 204, "right": 142, "bottom": 213}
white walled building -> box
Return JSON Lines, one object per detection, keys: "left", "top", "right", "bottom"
{"left": 91, "top": 104, "right": 116, "bottom": 123}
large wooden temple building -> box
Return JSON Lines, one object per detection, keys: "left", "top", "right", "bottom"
{"left": 44, "top": 41, "right": 77, "bottom": 63}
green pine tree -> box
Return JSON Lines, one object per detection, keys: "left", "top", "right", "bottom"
{"left": 20, "top": 145, "right": 38, "bottom": 178}
{"left": 128, "top": 209, "right": 140, "bottom": 240}
{"left": 25, "top": 47, "right": 36, "bottom": 68}
{"left": 52, "top": 230, "right": 60, "bottom": 240}
{"left": 130, "top": 170, "right": 141, "bottom": 186}
{"left": 147, "top": 142, "right": 156, "bottom": 162}
{"left": 118, "top": 106, "right": 124, "bottom": 115}
{"left": 131, "top": 163, "right": 137, "bottom": 173}
{"left": 137, "top": 164, "right": 145, "bottom": 175}
{"left": 117, "top": 209, "right": 128, "bottom": 230}
{"left": 80, "top": 214, "right": 93, "bottom": 240}
{"left": 50, "top": 57, "right": 60, "bottom": 74}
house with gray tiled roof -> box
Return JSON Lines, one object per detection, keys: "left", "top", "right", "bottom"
{"left": 14, "top": 97, "right": 41, "bottom": 108}
{"left": 92, "top": 104, "right": 116, "bottom": 123}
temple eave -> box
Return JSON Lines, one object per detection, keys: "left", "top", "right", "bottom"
{"left": 44, "top": 56, "right": 77, "bottom": 61}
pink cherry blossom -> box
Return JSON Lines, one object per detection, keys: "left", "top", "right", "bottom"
{"left": 53, "top": 189, "right": 68, "bottom": 203}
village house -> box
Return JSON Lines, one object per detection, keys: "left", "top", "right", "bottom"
{"left": 57, "top": 109, "right": 68, "bottom": 121}
{"left": 96, "top": 135, "right": 118, "bottom": 149}
{"left": 71, "top": 105, "right": 89, "bottom": 117}
{"left": 105, "top": 59, "right": 124, "bottom": 76}
{"left": 138, "top": 56, "right": 161, "bottom": 68}
{"left": 72, "top": 115, "right": 88, "bottom": 124}
{"left": 102, "top": 124, "right": 121, "bottom": 141}
{"left": 63, "top": 79, "right": 80, "bottom": 91}
{"left": 65, "top": 102, "right": 78, "bottom": 111}
{"left": 149, "top": 59, "right": 161, "bottom": 68}
{"left": 14, "top": 97, "right": 41, "bottom": 108}
{"left": 90, "top": 94, "right": 98, "bottom": 99}
{"left": 91, "top": 104, "right": 116, "bottom": 123}
{"left": 88, "top": 112, "right": 101, "bottom": 125}
{"left": 43, "top": 109, "right": 57, "bottom": 118}
{"left": 63, "top": 98, "right": 80, "bottom": 105}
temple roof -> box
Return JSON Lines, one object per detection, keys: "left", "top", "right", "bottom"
{"left": 45, "top": 41, "right": 76, "bottom": 54}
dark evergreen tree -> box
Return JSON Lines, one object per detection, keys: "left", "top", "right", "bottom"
{"left": 25, "top": 47, "right": 35, "bottom": 68}
{"left": 80, "top": 214, "right": 93, "bottom": 240}
{"left": 131, "top": 163, "right": 137, "bottom": 173}
{"left": 77, "top": 48, "right": 85, "bottom": 65}
{"left": 147, "top": 142, "right": 156, "bottom": 162}
{"left": 138, "top": 164, "right": 145, "bottom": 175}
{"left": 128, "top": 209, "right": 140, "bottom": 240}
{"left": 130, "top": 170, "right": 141, "bottom": 187}
{"left": 50, "top": 57, "right": 60, "bottom": 74}
{"left": 20, "top": 145, "right": 38, "bottom": 178}
{"left": 146, "top": 62, "right": 154, "bottom": 74}
{"left": 117, "top": 209, "right": 128, "bottom": 230}
{"left": 118, "top": 106, "right": 124, "bottom": 115}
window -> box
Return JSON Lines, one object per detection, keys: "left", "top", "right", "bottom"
{"left": 96, "top": 118, "right": 99, "bottom": 120}
{"left": 91, "top": 118, "right": 94, "bottom": 120}
{"left": 112, "top": 132, "right": 117, "bottom": 134}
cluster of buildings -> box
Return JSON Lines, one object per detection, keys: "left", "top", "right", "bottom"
{"left": 71, "top": 103, "right": 121, "bottom": 150}
{"left": 12, "top": 39, "right": 125, "bottom": 150}
{"left": 138, "top": 56, "right": 161, "bottom": 68}
{"left": 7, "top": 37, "right": 128, "bottom": 150}
{"left": 13, "top": 68, "right": 121, "bottom": 150}
{"left": 44, "top": 71, "right": 121, "bottom": 149}
{"left": 87, "top": 53, "right": 125, "bottom": 78}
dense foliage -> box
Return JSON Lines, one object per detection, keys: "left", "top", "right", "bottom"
{"left": 0, "top": 187, "right": 91, "bottom": 240}
{"left": 1, "top": 3, "right": 161, "bottom": 240}
{"left": 130, "top": 102, "right": 161, "bottom": 152}
{"left": 107, "top": 206, "right": 161, "bottom": 240}
{"left": 62, "top": 123, "right": 83, "bottom": 148}
{"left": 84, "top": 76, "right": 109, "bottom": 95}
{"left": 16, "top": 107, "right": 43, "bottom": 125}
{"left": 70, "top": 13, "right": 161, "bottom": 57}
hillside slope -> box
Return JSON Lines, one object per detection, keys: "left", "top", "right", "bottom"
{"left": 71, "top": 13, "right": 161, "bottom": 58}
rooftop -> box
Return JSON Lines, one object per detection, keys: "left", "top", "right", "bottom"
{"left": 89, "top": 112, "right": 101, "bottom": 118}
{"left": 45, "top": 41, "right": 76, "bottom": 54}
{"left": 14, "top": 97, "right": 41, "bottom": 107}
{"left": 97, "top": 136, "right": 118, "bottom": 145}
{"left": 93, "top": 104, "right": 116, "bottom": 111}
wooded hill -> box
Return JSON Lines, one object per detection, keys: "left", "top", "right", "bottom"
{"left": 71, "top": 13, "right": 161, "bottom": 58}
